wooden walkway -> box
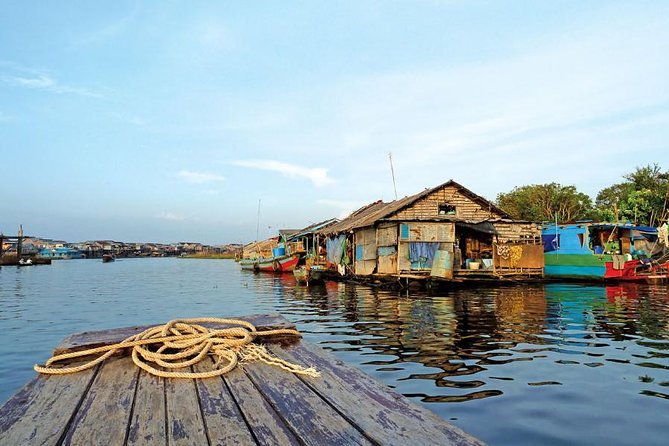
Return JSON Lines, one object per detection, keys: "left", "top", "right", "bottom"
{"left": 0, "top": 314, "right": 483, "bottom": 446}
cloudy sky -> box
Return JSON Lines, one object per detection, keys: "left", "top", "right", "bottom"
{"left": 1, "top": 1, "right": 668, "bottom": 244}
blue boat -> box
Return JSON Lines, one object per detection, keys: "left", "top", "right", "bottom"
{"left": 37, "top": 247, "right": 85, "bottom": 260}
{"left": 542, "top": 222, "right": 669, "bottom": 281}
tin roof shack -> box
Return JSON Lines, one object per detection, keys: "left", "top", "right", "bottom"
{"left": 320, "top": 180, "right": 543, "bottom": 283}
{"left": 286, "top": 218, "right": 339, "bottom": 267}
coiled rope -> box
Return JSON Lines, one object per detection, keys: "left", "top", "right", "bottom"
{"left": 34, "top": 317, "right": 319, "bottom": 379}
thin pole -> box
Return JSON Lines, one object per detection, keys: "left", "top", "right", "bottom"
{"left": 256, "top": 199, "right": 261, "bottom": 241}
{"left": 388, "top": 152, "right": 398, "bottom": 200}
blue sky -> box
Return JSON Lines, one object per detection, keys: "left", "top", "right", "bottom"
{"left": 1, "top": 1, "right": 668, "bottom": 244}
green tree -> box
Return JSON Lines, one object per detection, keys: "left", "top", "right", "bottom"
{"left": 496, "top": 183, "right": 594, "bottom": 223}
{"left": 594, "top": 164, "right": 669, "bottom": 225}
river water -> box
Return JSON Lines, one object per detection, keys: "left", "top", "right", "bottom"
{"left": 1, "top": 258, "right": 667, "bottom": 445}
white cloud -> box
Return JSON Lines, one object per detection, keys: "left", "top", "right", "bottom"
{"left": 233, "top": 159, "right": 334, "bottom": 187}
{"left": 177, "top": 170, "right": 225, "bottom": 184}
{"left": 1, "top": 70, "right": 105, "bottom": 98}
{"left": 156, "top": 211, "right": 186, "bottom": 222}
{"left": 316, "top": 13, "right": 669, "bottom": 197}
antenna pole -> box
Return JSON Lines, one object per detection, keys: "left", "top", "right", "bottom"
{"left": 256, "top": 199, "right": 261, "bottom": 241}
{"left": 388, "top": 152, "right": 398, "bottom": 200}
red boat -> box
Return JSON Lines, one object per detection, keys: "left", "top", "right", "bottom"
{"left": 239, "top": 253, "right": 301, "bottom": 273}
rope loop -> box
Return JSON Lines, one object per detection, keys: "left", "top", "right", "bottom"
{"left": 35, "top": 318, "right": 319, "bottom": 379}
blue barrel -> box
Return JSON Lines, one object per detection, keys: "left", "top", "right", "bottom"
{"left": 272, "top": 247, "right": 285, "bottom": 257}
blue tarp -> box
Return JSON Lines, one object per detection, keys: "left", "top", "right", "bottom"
{"left": 326, "top": 235, "right": 349, "bottom": 265}
{"left": 409, "top": 242, "right": 439, "bottom": 267}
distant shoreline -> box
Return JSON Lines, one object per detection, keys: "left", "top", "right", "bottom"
{"left": 180, "top": 253, "right": 236, "bottom": 260}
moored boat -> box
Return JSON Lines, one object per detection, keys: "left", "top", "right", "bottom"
{"left": 18, "top": 258, "right": 33, "bottom": 267}
{"left": 239, "top": 252, "right": 301, "bottom": 273}
{"left": 37, "top": 247, "right": 85, "bottom": 260}
{"left": 293, "top": 265, "right": 325, "bottom": 285}
{"left": 542, "top": 222, "right": 669, "bottom": 281}
{"left": 102, "top": 254, "right": 115, "bottom": 263}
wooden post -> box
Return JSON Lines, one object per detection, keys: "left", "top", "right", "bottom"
{"left": 17, "top": 225, "right": 23, "bottom": 259}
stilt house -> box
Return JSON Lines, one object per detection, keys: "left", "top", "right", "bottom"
{"left": 320, "top": 180, "right": 543, "bottom": 280}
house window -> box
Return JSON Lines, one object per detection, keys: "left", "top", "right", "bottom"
{"left": 438, "top": 203, "right": 456, "bottom": 215}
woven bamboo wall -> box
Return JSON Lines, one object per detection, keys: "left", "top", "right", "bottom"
{"left": 493, "top": 222, "right": 542, "bottom": 243}
{"left": 389, "top": 185, "right": 501, "bottom": 220}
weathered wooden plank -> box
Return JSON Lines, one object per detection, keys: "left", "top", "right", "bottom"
{"left": 242, "top": 360, "right": 373, "bottom": 445}
{"left": 165, "top": 374, "right": 207, "bottom": 446}
{"left": 192, "top": 359, "right": 255, "bottom": 445}
{"left": 126, "top": 370, "right": 166, "bottom": 446}
{"left": 267, "top": 342, "right": 485, "bottom": 446}
{"left": 223, "top": 367, "right": 301, "bottom": 446}
{"left": 62, "top": 356, "right": 138, "bottom": 445}
{"left": 54, "top": 313, "right": 296, "bottom": 356}
{"left": 0, "top": 364, "right": 97, "bottom": 446}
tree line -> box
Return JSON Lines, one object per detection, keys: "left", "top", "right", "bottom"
{"left": 495, "top": 164, "right": 669, "bottom": 226}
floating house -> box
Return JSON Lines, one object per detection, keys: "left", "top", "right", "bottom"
{"left": 285, "top": 218, "right": 339, "bottom": 264}
{"left": 319, "top": 180, "right": 544, "bottom": 282}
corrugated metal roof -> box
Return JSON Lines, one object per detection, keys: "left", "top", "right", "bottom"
{"left": 319, "top": 180, "right": 513, "bottom": 234}
{"left": 286, "top": 218, "right": 340, "bottom": 240}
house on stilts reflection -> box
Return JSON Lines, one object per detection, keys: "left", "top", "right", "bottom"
{"left": 318, "top": 180, "right": 544, "bottom": 283}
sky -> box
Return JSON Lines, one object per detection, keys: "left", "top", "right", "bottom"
{"left": 1, "top": 1, "right": 668, "bottom": 244}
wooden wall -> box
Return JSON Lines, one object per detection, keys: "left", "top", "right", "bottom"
{"left": 493, "top": 243, "right": 544, "bottom": 269}
{"left": 492, "top": 222, "right": 542, "bottom": 243}
{"left": 377, "top": 223, "right": 398, "bottom": 274}
{"left": 354, "top": 227, "right": 377, "bottom": 275}
{"left": 398, "top": 222, "right": 455, "bottom": 272}
{"left": 389, "top": 185, "right": 502, "bottom": 221}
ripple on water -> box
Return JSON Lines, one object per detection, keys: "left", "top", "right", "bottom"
{"left": 1, "top": 262, "right": 669, "bottom": 445}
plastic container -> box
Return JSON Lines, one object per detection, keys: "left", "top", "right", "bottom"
{"left": 469, "top": 262, "right": 480, "bottom": 270}
{"left": 272, "top": 247, "right": 286, "bottom": 257}
{"left": 482, "top": 259, "right": 493, "bottom": 269}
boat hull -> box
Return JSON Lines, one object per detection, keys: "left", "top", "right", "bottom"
{"left": 240, "top": 253, "right": 301, "bottom": 273}
{"left": 544, "top": 251, "right": 669, "bottom": 281}
{"left": 542, "top": 224, "right": 669, "bottom": 282}
{"left": 293, "top": 266, "right": 325, "bottom": 284}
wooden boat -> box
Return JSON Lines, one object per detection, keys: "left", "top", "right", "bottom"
{"left": 102, "top": 254, "right": 115, "bottom": 263}
{"left": 542, "top": 222, "right": 669, "bottom": 281}
{"left": 239, "top": 252, "right": 301, "bottom": 273}
{"left": 293, "top": 265, "right": 325, "bottom": 285}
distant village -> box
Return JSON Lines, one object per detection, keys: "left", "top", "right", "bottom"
{"left": 0, "top": 233, "right": 243, "bottom": 260}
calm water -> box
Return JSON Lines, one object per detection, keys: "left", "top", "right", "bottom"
{"left": 1, "top": 258, "right": 668, "bottom": 445}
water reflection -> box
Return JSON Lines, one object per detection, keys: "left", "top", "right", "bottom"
{"left": 2, "top": 261, "right": 668, "bottom": 445}
{"left": 259, "top": 274, "right": 669, "bottom": 444}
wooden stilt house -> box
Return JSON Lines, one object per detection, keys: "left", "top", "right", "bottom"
{"left": 320, "top": 180, "right": 543, "bottom": 281}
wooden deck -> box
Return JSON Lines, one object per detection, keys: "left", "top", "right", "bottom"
{"left": 0, "top": 314, "right": 483, "bottom": 445}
